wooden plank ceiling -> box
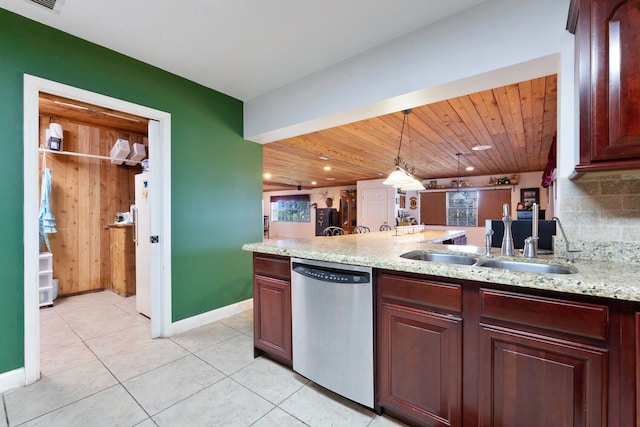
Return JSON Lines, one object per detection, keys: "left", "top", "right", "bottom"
{"left": 39, "top": 93, "right": 149, "bottom": 134}
{"left": 263, "top": 74, "right": 557, "bottom": 191}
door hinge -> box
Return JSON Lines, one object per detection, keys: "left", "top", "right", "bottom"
{"left": 150, "top": 235, "right": 159, "bottom": 243}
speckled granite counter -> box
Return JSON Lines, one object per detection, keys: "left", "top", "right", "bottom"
{"left": 243, "top": 230, "right": 640, "bottom": 303}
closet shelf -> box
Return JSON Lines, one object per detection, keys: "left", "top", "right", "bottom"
{"left": 38, "top": 148, "right": 143, "bottom": 165}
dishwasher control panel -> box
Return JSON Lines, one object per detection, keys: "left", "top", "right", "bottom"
{"left": 292, "top": 262, "right": 370, "bottom": 284}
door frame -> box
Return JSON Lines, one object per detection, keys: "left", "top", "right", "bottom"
{"left": 23, "top": 74, "right": 172, "bottom": 384}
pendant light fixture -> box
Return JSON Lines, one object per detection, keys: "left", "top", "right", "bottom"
{"left": 451, "top": 153, "right": 466, "bottom": 201}
{"left": 383, "top": 109, "right": 425, "bottom": 191}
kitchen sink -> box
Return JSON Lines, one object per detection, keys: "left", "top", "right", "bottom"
{"left": 475, "top": 259, "right": 576, "bottom": 274}
{"left": 400, "top": 251, "right": 577, "bottom": 274}
{"left": 400, "top": 251, "right": 478, "bottom": 266}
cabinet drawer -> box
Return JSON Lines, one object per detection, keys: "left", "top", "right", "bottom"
{"left": 378, "top": 272, "right": 461, "bottom": 313}
{"left": 253, "top": 253, "right": 291, "bottom": 280}
{"left": 480, "top": 288, "right": 609, "bottom": 341}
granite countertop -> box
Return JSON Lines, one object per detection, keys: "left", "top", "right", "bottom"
{"left": 242, "top": 230, "right": 640, "bottom": 303}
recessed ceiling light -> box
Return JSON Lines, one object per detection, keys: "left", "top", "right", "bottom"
{"left": 324, "top": 166, "right": 331, "bottom": 171}
{"left": 466, "top": 166, "right": 474, "bottom": 171}
{"left": 263, "top": 173, "right": 271, "bottom": 179}
{"left": 472, "top": 145, "right": 492, "bottom": 151}
{"left": 311, "top": 181, "right": 317, "bottom": 185}
{"left": 326, "top": 177, "right": 335, "bottom": 181}
{"left": 319, "top": 155, "right": 331, "bottom": 160}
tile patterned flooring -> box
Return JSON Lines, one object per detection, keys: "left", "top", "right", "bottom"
{"left": 1, "top": 290, "right": 406, "bottom": 426}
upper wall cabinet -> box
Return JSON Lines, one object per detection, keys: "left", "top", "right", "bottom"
{"left": 569, "top": 0, "right": 640, "bottom": 172}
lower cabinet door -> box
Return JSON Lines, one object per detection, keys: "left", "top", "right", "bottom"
{"left": 254, "top": 274, "right": 292, "bottom": 362}
{"left": 636, "top": 312, "right": 640, "bottom": 425}
{"left": 478, "top": 324, "right": 607, "bottom": 427}
{"left": 378, "top": 302, "right": 462, "bottom": 426}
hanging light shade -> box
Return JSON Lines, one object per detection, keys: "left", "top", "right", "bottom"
{"left": 401, "top": 181, "right": 426, "bottom": 191}
{"left": 400, "top": 176, "right": 426, "bottom": 191}
{"left": 383, "top": 167, "right": 414, "bottom": 187}
{"left": 384, "top": 109, "right": 424, "bottom": 189}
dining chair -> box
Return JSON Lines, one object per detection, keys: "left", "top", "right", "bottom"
{"left": 353, "top": 226, "right": 371, "bottom": 234}
{"left": 322, "top": 226, "right": 345, "bottom": 236}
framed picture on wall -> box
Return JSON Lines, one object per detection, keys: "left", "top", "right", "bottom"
{"left": 520, "top": 188, "right": 539, "bottom": 209}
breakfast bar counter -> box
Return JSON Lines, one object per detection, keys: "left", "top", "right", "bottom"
{"left": 245, "top": 229, "right": 640, "bottom": 426}
{"left": 243, "top": 229, "right": 640, "bottom": 302}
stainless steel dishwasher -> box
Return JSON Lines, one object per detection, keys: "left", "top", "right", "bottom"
{"left": 291, "top": 258, "right": 374, "bottom": 409}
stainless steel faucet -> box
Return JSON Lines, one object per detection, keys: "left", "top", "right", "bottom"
{"left": 523, "top": 203, "right": 539, "bottom": 258}
{"left": 552, "top": 216, "right": 577, "bottom": 263}
{"left": 501, "top": 203, "right": 514, "bottom": 256}
{"left": 485, "top": 229, "right": 494, "bottom": 256}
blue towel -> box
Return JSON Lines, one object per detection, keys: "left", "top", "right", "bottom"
{"left": 39, "top": 168, "right": 57, "bottom": 252}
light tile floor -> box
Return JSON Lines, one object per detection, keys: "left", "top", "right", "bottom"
{"left": 1, "top": 290, "right": 407, "bottom": 426}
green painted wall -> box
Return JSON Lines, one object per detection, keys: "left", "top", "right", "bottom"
{"left": 0, "top": 9, "right": 263, "bottom": 374}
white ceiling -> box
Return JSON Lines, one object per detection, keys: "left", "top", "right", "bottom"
{"left": 1, "top": 0, "right": 486, "bottom": 100}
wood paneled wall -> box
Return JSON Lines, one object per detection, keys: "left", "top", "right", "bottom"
{"left": 38, "top": 114, "right": 147, "bottom": 296}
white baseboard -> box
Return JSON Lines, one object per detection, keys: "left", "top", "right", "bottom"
{"left": 169, "top": 298, "right": 253, "bottom": 336}
{"left": 0, "top": 368, "right": 25, "bottom": 393}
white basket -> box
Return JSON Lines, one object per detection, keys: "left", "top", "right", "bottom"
{"left": 110, "top": 139, "right": 130, "bottom": 165}
{"left": 125, "top": 143, "right": 146, "bottom": 165}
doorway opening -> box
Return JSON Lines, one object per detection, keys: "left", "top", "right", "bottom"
{"left": 23, "top": 75, "right": 172, "bottom": 385}
{"left": 37, "top": 93, "right": 149, "bottom": 302}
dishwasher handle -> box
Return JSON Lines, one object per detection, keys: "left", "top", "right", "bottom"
{"left": 292, "top": 262, "right": 370, "bottom": 284}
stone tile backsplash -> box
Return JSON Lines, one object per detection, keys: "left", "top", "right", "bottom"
{"left": 556, "top": 170, "right": 640, "bottom": 263}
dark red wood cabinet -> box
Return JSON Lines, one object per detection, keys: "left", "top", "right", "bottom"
{"left": 478, "top": 325, "right": 607, "bottom": 426}
{"left": 477, "top": 288, "right": 609, "bottom": 427}
{"left": 420, "top": 192, "right": 447, "bottom": 226}
{"left": 377, "top": 272, "right": 462, "bottom": 427}
{"left": 253, "top": 253, "right": 292, "bottom": 365}
{"left": 377, "top": 270, "right": 640, "bottom": 427}
{"left": 477, "top": 189, "right": 511, "bottom": 226}
{"left": 569, "top": 0, "right": 640, "bottom": 172}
